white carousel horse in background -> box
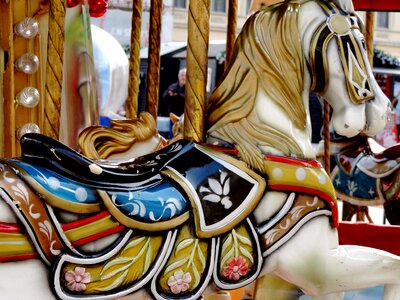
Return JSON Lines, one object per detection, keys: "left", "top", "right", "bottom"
{"left": 0, "top": 0, "right": 396, "bottom": 300}
{"left": 91, "top": 24, "right": 129, "bottom": 122}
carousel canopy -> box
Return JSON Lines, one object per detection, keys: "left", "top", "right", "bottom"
{"left": 353, "top": 0, "right": 400, "bottom": 11}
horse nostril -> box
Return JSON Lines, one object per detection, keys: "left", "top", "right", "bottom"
{"left": 344, "top": 124, "right": 349, "bottom": 128}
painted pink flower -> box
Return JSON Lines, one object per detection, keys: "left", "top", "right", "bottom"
{"left": 223, "top": 256, "right": 249, "bottom": 281}
{"left": 65, "top": 267, "right": 91, "bottom": 292}
{"left": 167, "top": 270, "right": 192, "bottom": 294}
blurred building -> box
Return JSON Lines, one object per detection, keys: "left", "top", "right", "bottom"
{"left": 93, "top": 1, "right": 400, "bottom": 57}
{"left": 91, "top": 1, "right": 400, "bottom": 114}
{"left": 373, "top": 11, "right": 400, "bottom": 57}
{"left": 168, "top": 0, "right": 251, "bottom": 41}
{"left": 91, "top": 0, "right": 252, "bottom": 50}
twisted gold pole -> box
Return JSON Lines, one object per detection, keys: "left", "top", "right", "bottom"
{"left": 126, "top": 0, "right": 142, "bottom": 119}
{"left": 43, "top": 0, "right": 65, "bottom": 139}
{"left": 1, "top": 0, "right": 14, "bottom": 157}
{"left": 145, "top": 0, "right": 162, "bottom": 120}
{"left": 365, "top": 11, "right": 375, "bottom": 65}
{"left": 323, "top": 99, "right": 331, "bottom": 175}
{"left": 184, "top": 0, "right": 210, "bottom": 143}
{"left": 225, "top": 0, "right": 238, "bottom": 67}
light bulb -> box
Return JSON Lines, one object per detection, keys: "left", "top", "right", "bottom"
{"left": 17, "top": 123, "right": 40, "bottom": 140}
{"left": 16, "top": 87, "right": 40, "bottom": 108}
{"left": 15, "top": 53, "right": 39, "bottom": 74}
{"left": 14, "top": 18, "right": 39, "bottom": 39}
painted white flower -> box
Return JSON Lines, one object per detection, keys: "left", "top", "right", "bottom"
{"left": 347, "top": 180, "right": 358, "bottom": 196}
{"left": 167, "top": 270, "right": 191, "bottom": 294}
{"left": 65, "top": 267, "right": 91, "bottom": 292}
{"left": 199, "top": 171, "right": 232, "bottom": 209}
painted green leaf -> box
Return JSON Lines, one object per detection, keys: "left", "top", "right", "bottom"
{"left": 221, "top": 234, "right": 233, "bottom": 255}
{"left": 143, "top": 244, "right": 153, "bottom": 274}
{"left": 124, "top": 236, "right": 146, "bottom": 251}
{"left": 220, "top": 247, "right": 234, "bottom": 267}
{"left": 100, "top": 263, "right": 132, "bottom": 280}
{"left": 164, "top": 257, "right": 187, "bottom": 274}
{"left": 96, "top": 269, "right": 129, "bottom": 292}
{"left": 236, "top": 233, "right": 252, "bottom": 246}
{"left": 191, "top": 261, "right": 201, "bottom": 287}
{"left": 239, "top": 246, "right": 254, "bottom": 264}
{"left": 101, "top": 257, "right": 133, "bottom": 274}
{"left": 196, "top": 245, "right": 206, "bottom": 269}
{"left": 176, "top": 238, "right": 194, "bottom": 252}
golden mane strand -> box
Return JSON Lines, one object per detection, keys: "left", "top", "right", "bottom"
{"left": 207, "top": 1, "right": 306, "bottom": 171}
{"left": 78, "top": 112, "right": 157, "bottom": 160}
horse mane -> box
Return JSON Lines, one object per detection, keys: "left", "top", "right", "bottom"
{"left": 207, "top": 1, "right": 306, "bottom": 172}
{"left": 78, "top": 112, "right": 157, "bottom": 159}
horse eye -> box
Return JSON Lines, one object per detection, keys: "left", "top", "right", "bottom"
{"left": 360, "top": 38, "right": 367, "bottom": 50}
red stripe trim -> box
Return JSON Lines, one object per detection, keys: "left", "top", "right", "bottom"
{"left": 71, "top": 225, "right": 126, "bottom": 246}
{"left": 264, "top": 155, "right": 322, "bottom": 168}
{"left": 207, "top": 144, "right": 321, "bottom": 167}
{"left": 353, "top": 0, "right": 400, "bottom": 11}
{"left": 269, "top": 183, "right": 338, "bottom": 227}
{"left": 61, "top": 211, "right": 111, "bottom": 231}
{"left": 0, "top": 253, "right": 38, "bottom": 262}
{"left": 206, "top": 145, "right": 239, "bottom": 156}
{"left": 0, "top": 222, "right": 22, "bottom": 233}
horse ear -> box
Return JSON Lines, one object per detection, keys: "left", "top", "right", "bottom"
{"left": 330, "top": 0, "right": 354, "bottom": 13}
{"left": 170, "top": 113, "right": 179, "bottom": 124}
{"left": 248, "top": 0, "right": 281, "bottom": 14}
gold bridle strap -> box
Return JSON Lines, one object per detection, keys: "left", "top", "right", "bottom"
{"left": 309, "top": 0, "right": 374, "bottom": 104}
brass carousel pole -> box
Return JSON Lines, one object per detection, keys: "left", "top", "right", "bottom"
{"left": 126, "top": 0, "right": 143, "bottom": 119}
{"left": 184, "top": 0, "right": 210, "bottom": 142}
{"left": 365, "top": 11, "right": 375, "bottom": 64}
{"left": 1, "top": 0, "right": 48, "bottom": 156}
{"left": 43, "top": 0, "right": 65, "bottom": 139}
{"left": 145, "top": 0, "right": 163, "bottom": 121}
{"left": 323, "top": 99, "right": 331, "bottom": 174}
{"left": 225, "top": 0, "right": 238, "bottom": 67}
{"left": 354, "top": 11, "right": 375, "bottom": 222}
{"left": 0, "top": 0, "right": 14, "bottom": 156}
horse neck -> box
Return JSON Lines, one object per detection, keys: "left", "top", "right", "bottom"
{"left": 254, "top": 73, "right": 315, "bottom": 160}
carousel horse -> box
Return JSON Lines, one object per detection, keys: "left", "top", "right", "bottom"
{"left": 318, "top": 134, "right": 400, "bottom": 224}
{"left": 0, "top": 1, "right": 395, "bottom": 299}
{"left": 169, "top": 113, "right": 185, "bottom": 141}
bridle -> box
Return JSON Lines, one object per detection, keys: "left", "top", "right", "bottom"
{"left": 309, "top": 0, "right": 375, "bottom": 104}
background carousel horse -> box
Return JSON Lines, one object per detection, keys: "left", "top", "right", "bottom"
{"left": 0, "top": 0, "right": 396, "bottom": 299}
{"left": 316, "top": 133, "right": 400, "bottom": 225}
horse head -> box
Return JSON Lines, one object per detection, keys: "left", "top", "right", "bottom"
{"left": 305, "top": 0, "right": 391, "bottom": 138}
{"left": 207, "top": 0, "right": 391, "bottom": 172}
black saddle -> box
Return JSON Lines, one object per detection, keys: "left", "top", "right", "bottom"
{"left": 20, "top": 133, "right": 191, "bottom": 190}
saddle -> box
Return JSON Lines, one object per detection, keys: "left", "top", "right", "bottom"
{"left": 366, "top": 138, "right": 400, "bottom": 161}
{"left": 12, "top": 133, "right": 266, "bottom": 238}
{"left": 332, "top": 138, "right": 400, "bottom": 206}
{"left": 20, "top": 133, "right": 171, "bottom": 188}
{"left": 1, "top": 134, "right": 268, "bottom": 299}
